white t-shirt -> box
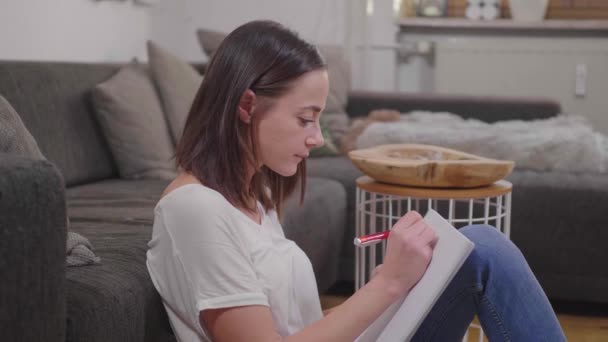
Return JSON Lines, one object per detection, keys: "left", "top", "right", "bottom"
{"left": 146, "top": 184, "right": 323, "bottom": 341}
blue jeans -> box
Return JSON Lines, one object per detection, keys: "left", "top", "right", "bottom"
{"left": 412, "top": 225, "right": 566, "bottom": 342}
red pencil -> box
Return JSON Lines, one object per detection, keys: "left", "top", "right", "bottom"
{"left": 353, "top": 230, "right": 390, "bottom": 247}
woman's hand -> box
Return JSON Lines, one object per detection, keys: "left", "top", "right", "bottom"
{"left": 373, "top": 211, "right": 438, "bottom": 296}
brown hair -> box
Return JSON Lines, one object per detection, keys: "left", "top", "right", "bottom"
{"left": 175, "top": 20, "right": 326, "bottom": 217}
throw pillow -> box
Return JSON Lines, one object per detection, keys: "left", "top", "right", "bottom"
{"left": 317, "top": 45, "right": 351, "bottom": 115}
{"left": 91, "top": 63, "right": 177, "bottom": 180}
{"left": 196, "top": 28, "right": 228, "bottom": 59}
{"left": 341, "top": 109, "right": 402, "bottom": 153}
{"left": 322, "top": 112, "right": 351, "bottom": 151}
{"left": 0, "top": 95, "right": 45, "bottom": 159}
{"left": 310, "top": 116, "right": 339, "bottom": 158}
{"left": 147, "top": 41, "right": 203, "bottom": 144}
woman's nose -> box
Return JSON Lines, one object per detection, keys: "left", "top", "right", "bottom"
{"left": 306, "top": 126, "right": 325, "bottom": 148}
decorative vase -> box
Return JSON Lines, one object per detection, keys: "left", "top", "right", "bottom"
{"left": 417, "top": 0, "right": 447, "bottom": 17}
{"left": 508, "top": 0, "right": 549, "bottom": 22}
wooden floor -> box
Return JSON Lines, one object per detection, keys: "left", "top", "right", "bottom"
{"left": 320, "top": 295, "right": 608, "bottom": 341}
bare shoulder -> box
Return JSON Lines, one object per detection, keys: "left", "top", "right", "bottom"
{"left": 160, "top": 172, "right": 202, "bottom": 200}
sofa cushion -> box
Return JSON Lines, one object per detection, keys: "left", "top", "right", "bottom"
{"left": 67, "top": 179, "right": 169, "bottom": 226}
{"left": 65, "top": 220, "right": 174, "bottom": 342}
{"left": 506, "top": 170, "right": 608, "bottom": 302}
{"left": 0, "top": 94, "right": 45, "bottom": 159}
{"left": 147, "top": 41, "right": 203, "bottom": 144}
{"left": 306, "top": 157, "right": 363, "bottom": 281}
{"left": 282, "top": 176, "right": 347, "bottom": 292}
{"left": 66, "top": 179, "right": 173, "bottom": 342}
{"left": 0, "top": 61, "right": 119, "bottom": 186}
{"left": 91, "top": 63, "right": 177, "bottom": 180}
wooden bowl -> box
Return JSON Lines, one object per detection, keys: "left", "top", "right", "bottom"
{"left": 348, "top": 144, "right": 515, "bottom": 188}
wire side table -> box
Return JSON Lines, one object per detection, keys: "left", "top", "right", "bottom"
{"left": 355, "top": 176, "right": 513, "bottom": 342}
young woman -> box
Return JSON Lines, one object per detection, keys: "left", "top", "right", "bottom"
{"left": 146, "top": 20, "right": 566, "bottom": 342}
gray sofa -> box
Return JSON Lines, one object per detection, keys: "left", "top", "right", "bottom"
{"left": 1, "top": 60, "right": 607, "bottom": 342}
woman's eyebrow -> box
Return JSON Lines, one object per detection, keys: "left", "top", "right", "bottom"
{"left": 299, "top": 105, "right": 322, "bottom": 113}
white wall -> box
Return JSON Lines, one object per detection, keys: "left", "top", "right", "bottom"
{"left": 150, "top": 0, "right": 349, "bottom": 63}
{"left": 0, "top": 0, "right": 150, "bottom": 62}
{"left": 155, "top": 0, "right": 397, "bottom": 91}
{"left": 0, "top": 0, "right": 351, "bottom": 62}
{"left": 0, "top": 0, "right": 385, "bottom": 92}
{"left": 357, "top": 0, "right": 399, "bottom": 91}
{"left": 148, "top": 0, "right": 192, "bottom": 61}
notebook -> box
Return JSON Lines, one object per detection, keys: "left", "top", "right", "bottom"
{"left": 355, "top": 209, "right": 475, "bottom": 342}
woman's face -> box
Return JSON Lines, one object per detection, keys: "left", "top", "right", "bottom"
{"left": 256, "top": 69, "right": 329, "bottom": 176}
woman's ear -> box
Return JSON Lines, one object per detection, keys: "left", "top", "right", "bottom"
{"left": 238, "top": 89, "right": 257, "bottom": 124}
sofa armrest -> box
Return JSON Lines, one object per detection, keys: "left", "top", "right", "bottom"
{"left": 507, "top": 170, "right": 608, "bottom": 302}
{"left": 0, "top": 153, "right": 67, "bottom": 342}
{"left": 345, "top": 90, "right": 562, "bottom": 122}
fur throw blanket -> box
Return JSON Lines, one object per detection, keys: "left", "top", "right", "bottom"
{"left": 346, "top": 110, "right": 608, "bottom": 174}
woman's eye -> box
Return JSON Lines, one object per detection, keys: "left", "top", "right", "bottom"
{"left": 299, "top": 118, "right": 314, "bottom": 126}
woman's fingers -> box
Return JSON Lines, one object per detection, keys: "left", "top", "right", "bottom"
{"left": 418, "top": 223, "right": 438, "bottom": 247}
{"left": 394, "top": 211, "right": 423, "bottom": 230}
{"left": 392, "top": 212, "right": 438, "bottom": 251}
{"left": 381, "top": 215, "right": 439, "bottom": 295}
{"left": 395, "top": 213, "right": 437, "bottom": 240}
{"left": 405, "top": 220, "right": 428, "bottom": 237}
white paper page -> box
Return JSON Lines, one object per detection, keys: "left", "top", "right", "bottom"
{"left": 355, "top": 209, "right": 475, "bottom": 342}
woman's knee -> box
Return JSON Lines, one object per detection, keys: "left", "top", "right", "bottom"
{"left": 459, "top": 224, "right": 526, "bottom": 266}
{"left": 459, "top": 224, "right": 507, "bottom": 244}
